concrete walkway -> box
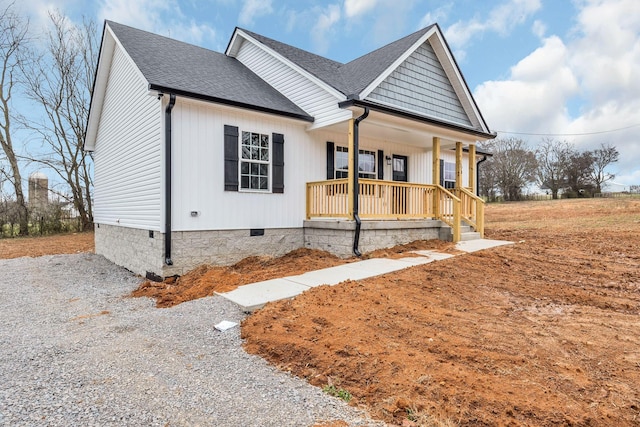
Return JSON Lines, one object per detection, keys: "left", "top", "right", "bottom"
{"left": 219, "top": 239, "right": 513, "bottom": 312}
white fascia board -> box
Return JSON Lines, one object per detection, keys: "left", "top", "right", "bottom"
{"left": 231, "top": 29, "right": 347, "bottom": 102}
{"left": 85, "top": 23, "right": 151, "bottom": 151}
{"left": 428, "top": 30, "right": 491, "bottom": 134}
{"left": 225, "top": 30, "right": 244, "bottom": 57}
{"left": 85, "top": 28, "right": 115, "bottom": 151}
{"left": 105, "top": 24, "right": 150, "bottom": 88}
{"left": 358, "top": 26, "right": 437, "bottom": 100}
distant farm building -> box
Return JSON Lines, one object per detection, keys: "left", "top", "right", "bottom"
{"left": 28, "top": 172, "right": 49, "bottom": 211}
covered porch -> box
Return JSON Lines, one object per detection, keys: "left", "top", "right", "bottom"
{"left": 305, "top": 113, "right": 486, "bottom": 249}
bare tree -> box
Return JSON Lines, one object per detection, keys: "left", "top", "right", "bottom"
{"left": 21, "top": 11, "right": 96, "bottom": 230}
{"left": 479, "top": 138, "right": 537, "bottom": 201}
{"left": 588, "top": 143, "right": 619, "bottom": 194}
{"left": 0, "top": 2, "right": 29, "bottom": 235}
{"left": 535, "top": 138, "right": 573, "bottom": 199}
{"left": 565, "top": 150, "right": 594, "bottom": 196}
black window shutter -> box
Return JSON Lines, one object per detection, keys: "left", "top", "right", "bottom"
{"left": 272, "top": 133, "right": 285, "bottom": 194}
{"left": 439, "top": 159, "right": 444, "bottom": 187}
{"left": 377, "top": 150, "right": 384, "bottom": 180}
{"left": 326, "top": 141, "right": 335, "bottom": 180}
{"left": 224, "top": 125, "right": 239, "bottom": 191}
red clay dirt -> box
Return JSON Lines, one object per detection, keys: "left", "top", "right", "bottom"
{"left": 242, "top": 198, "right": 640, "bottom": 426}
{"left": 0, "top": 232, "right": 94, "bottom": 259}
{"left": 6, "top": 200, "right": 640, "bottom": 426}
{"left": 131, "top": 241, "right": 455, "bottom": 308}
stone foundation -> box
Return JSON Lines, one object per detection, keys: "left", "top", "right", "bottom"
{"left": 303, "top": 219, "right": 443, "bottom": 257}
{"left": 95, "top": 223, "right": 164, "bottom": 278}
{"left": 165, "top": 228, "right": 304, "bottom": 276}
{"left": 96, "top": 220, "right": 445, "bottom": 278}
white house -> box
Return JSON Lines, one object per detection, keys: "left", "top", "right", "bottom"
{"left": 84, "top": 21, "right": 495, "bottom": 279}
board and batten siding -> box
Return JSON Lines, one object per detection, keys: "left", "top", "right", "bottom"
{"left": 368, "top": 41, "right": 472, "bottom": 127}
{"left": 171, "top": 98, "right": 325, "bottom": 231}
{"left": 93, "top": 43, "right": 162, "bottom": 230}
{"left": 318, "top": 130, "right": 471, "bottom": 185}
{"left": 235, "top": 40, "right": 351, "bottom": 129}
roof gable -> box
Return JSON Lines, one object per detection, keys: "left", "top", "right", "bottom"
{"left": 367, "top": 39, "right": 472, "bottom": 127}
{"left": 231, "top": 28, "right": 348, "bottom": 96}
{"left": 338, "top": 26, "right": 434, "bottom": 96}
{"left": 102, "top": 22, "right": 312, "bottom": 121}
{"left": 227, "top": 24, "right": 490, "bottom": 134}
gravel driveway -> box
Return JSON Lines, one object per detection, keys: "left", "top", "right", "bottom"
{"left": 0, "top": 253, "right": 382, "bottom": 426}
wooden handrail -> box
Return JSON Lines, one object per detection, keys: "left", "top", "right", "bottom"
{"left": 434, "top": 185, "right": 461, "bottom": 242}
{"left": 454, "top": 187, "right": 485, "bottom": 237}
{"left": 306, "top": 180, "right": 472, "bottom": 242}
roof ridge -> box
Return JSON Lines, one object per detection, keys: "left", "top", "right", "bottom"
{"left": 238, "top": 27, "right": 344, "bottom": 67}
{"left": 337, "top": 25, "right": 435, "bottom": 96}
{"left": 106, "top": 20, "right": 220, "bottom": 56}
{"left": 343, "top": 25, "right": 434, "bottom": 68}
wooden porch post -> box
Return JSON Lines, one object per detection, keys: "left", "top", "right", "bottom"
{"left": 432, "top": 137, "right": 441, "bottom": 185}
{"left": 347, "top": 118, "right": 355, "bottom": 220}
{"left": 455, "top": 141, "right": 463, "bottom": 189}
{"left": 468, "top": 143, "right": 476, "bottom": 193}
{"left": 432, "top": 137, "right": 440, "bottom": 218}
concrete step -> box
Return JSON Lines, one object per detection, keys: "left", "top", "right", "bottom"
{"left": 439, "top": 225, "right": 482, "bottom": 242}
{"left": 459, "top": 231, "right": 482, "bottom": 241}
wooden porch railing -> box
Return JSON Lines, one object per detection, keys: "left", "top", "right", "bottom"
{"left": 305, "top": 179, "right": 350, "bottom": 218}
{"left": 434, "top": 185, "right": 461, "bottom": 242}
{"left": 305, "top": 179, "right": 483, "bottom": 242}
{"left": 453, "top": 187, "right": 485, "bottom": 237}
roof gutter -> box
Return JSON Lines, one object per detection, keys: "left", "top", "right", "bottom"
{"left": 164, "top": 93, "right": 176, "bottom": 266}
{"left": 149, "top": 84, "right": 314, "bottom": 123}
{"left": 352, "top": 107, "right": 370, "bottom": 257}
{"left": 339, "top": 98, "right": 496, "bottom": 140}
{"left": 476, "top": 154, "right": 489, "bottom": 197}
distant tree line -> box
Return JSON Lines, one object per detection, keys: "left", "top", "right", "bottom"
{"left": 0, "top": 3, "right": 96, "bottom": 236}
{"left": 478, "top": 137, "right": 620, "bottom": 202}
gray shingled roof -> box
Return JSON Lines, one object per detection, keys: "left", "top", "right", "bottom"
{"left": 240, "top": 26, "right": 434, "bottom": 96}
{"left": 106, "top": 21, "right": 312, "bottom": 121}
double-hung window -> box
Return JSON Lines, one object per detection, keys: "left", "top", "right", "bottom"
{"left": 240, "top": 131, "right": 269, "bottom": 191}
{"left": 442, "top": 161, "right": 456, "bottom": 189}
{"left": 335, "top": 146, "right": 376, "bottom": 179}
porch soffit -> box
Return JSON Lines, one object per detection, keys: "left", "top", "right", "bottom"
{"left": 312, "top": 109, "right": 482, "bottom": 149}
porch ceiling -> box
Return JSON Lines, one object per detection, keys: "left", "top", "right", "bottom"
{"left": 317, "top": 108, "right": 484, "bottom": 149}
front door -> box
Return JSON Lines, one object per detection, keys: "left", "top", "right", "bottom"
{"left": 391, "top": 155, "right": 408, "bottom": 215}
{"left": 392, "top": 155, "right": 408, "bottom": 182}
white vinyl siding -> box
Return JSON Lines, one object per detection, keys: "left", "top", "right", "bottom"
{"left": 235, "top": 41, "right": 351, "bottom": 128}
{"left": 171, "top": 99, "right": 325, "bottom": 231}
{"left": 93, "top": 43, "right": 162, "bottom": 229}
{"left": 368, "top": 41, "right": 472, "bottom": 126}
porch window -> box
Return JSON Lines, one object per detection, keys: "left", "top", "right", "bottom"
{"left": 240, "top": 131, "right": 270, "bottom": 190}
{"left": 442, "top": 161, "right": 455, "bottom": 189}
{"left": 335, "top": 146, "right": 376, "bottom": 179}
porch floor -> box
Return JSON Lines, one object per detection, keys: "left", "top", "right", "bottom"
{"left": 218, "top": 238, "right": 513, "bottom": 311}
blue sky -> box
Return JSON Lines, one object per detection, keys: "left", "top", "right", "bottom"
{"left": 13, "top": 0, "right": 640, "bottom": 188}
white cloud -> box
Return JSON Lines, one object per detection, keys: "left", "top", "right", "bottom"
{"left": 474, "top": 0, "right": 640, "bottom": 184}
{"left": 97, "top": 0, "right": 219, "bottom": 47}
{"left": 475, "top": 36, "right": 578, "bottom": 136}
{"left": 312, "top": 4, "right": 341, "bottom": 54}
{"left": 344, "top": 0, "right": 377, "bottom": 18}
{"left": 569, "top": 0, "right": 640, "bottom": 105}
{"left": 444, "top": 0, "right": 541, "bottom": 50}
{"left": 238, "top": 0, "right": 273, "bottom": 26}
{"left": 12, "top": 0, "right": 84, "bottom": 36}
{"left": 418, "top": 5, "right": 450, "bottom": 29}
{"left": 531, "top": 19, "right": 546, "bottom": 38}
{"left": 98, "top": 0, "right": 168, "bottom": 32}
